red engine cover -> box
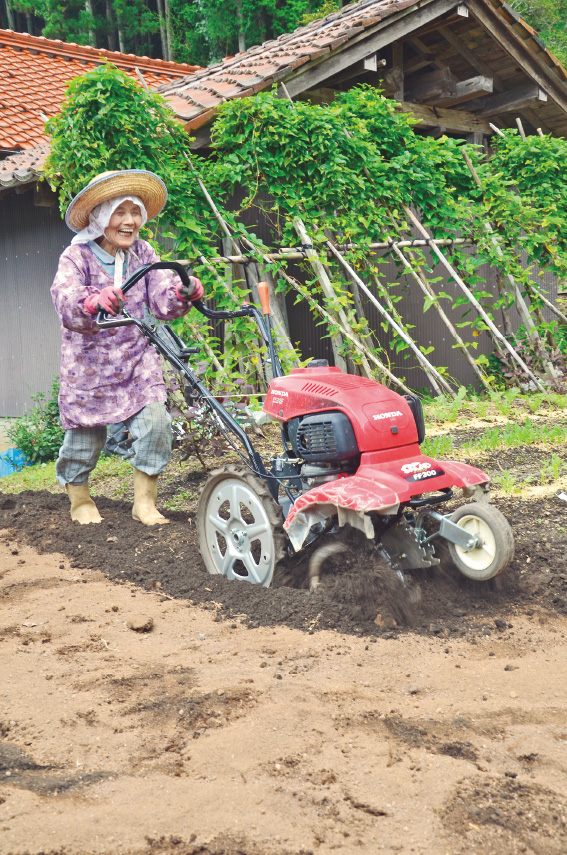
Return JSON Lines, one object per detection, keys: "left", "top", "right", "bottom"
{"left": 262, "top": 365, "right": 418, "bottom": 452}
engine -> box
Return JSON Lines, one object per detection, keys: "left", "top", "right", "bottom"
{"left": 263, "top": 361, "right": 425, "bottom": 491}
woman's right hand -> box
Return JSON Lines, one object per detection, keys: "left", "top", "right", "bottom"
{"left": 84, "top": 287, "right": 126, "bottom": 315}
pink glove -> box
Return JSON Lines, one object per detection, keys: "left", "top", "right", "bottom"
{"left": 84, "top": 287, "right": 125, "bottom": 315}
{"left": 175, "top": 276, "right": 204, "bottom": 303}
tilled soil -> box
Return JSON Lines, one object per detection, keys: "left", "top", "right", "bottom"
{"left": 2, "top": 452, "right": 567, "bottom": 855}
{"left": 1, "top": 487, "right": 566, "bottom": 638}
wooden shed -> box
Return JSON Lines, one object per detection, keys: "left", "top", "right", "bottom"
{"left": 2, "top": 0, "right": 567, "bottom": 413}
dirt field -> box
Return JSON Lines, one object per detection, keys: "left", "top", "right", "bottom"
{"left": 2, "top": 440, "right": 567, "bottom": 855}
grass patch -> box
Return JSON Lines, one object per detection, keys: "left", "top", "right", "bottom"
{"left": 423, "top": 389, "right": 567, "bottom": 424}
{"left": 461, "top": 418, "right": 567, "bottom": 456}
{"left": 0, "top": 460, "right": 61, "bottom": 494}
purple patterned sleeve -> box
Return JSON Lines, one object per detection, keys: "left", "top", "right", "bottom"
{"left": 51, "top": 249, "right": 100, "bottom": 335}
{"left": 140, "top": 244, "right": 193, "bottom": 321}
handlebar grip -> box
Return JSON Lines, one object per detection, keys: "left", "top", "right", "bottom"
{"left": 258, "top": 281, "right": 270, "bottom": 316}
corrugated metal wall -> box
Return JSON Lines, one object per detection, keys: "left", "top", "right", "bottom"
{"left": 0, "top": 189, "right": 68, "bottom": 416}
{"left": 283, "top": 248, "right": 558, "bottom": 391}
{"left": 0, "top": 187, "right": 560, "bottom": 417}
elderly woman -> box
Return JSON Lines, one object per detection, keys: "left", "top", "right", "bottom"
{"left": 51, "top": 169, "right": 203, "bottom": 526}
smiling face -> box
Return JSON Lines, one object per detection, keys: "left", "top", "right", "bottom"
{"left": 99, "top": 199, "right": 143, "bottom": 254}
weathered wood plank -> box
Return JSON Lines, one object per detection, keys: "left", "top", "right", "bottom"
{"left": 405, "top": 67, "right": 457, "bottom": 102}
{"left": 404, "top": 52, "right": 437, "bottom": 75}
{"left": 438, "top": 25, "right": 505, "bottom": 90}
{"left": 396, "top": 100, "right": 492, "bottom": 133}
{"left": 436, "top": 74, "right": 493, "bottom": 106}
{"left": 392, "top": 41, "right": 404, "bottom": 99}
{"left": 469, "top": 83, "right": 547, "bottom": 116}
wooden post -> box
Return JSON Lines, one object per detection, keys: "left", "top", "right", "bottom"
{"left": 402, "top": 204, "right": 546, "bottom": 392}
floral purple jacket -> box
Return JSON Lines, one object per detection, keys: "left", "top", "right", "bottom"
{"left": 51, "top": 239, "right": 190, "bottom": 430}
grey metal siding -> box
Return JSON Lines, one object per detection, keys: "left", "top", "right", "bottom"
{"left": 0, "top": 188, "right": 68, "bottom": 416}
{"left": 284, "top": 248, "right": 558, "bottom": 391}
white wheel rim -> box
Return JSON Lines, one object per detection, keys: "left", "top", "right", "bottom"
{"left": 454, "top": 514, "right": 496, "bottom": 573}
{"left": 204, "top": 478, "right": 275, "bottom": 586}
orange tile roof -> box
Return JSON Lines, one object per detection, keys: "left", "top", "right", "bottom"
{"left": 0, "top": 29, "right": 199, "bottom": 151}
{"left": 158, "top": 0, "right": 567, "bottom": 133}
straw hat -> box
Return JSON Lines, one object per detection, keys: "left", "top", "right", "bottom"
{"left": 65, "top": 169, "right": 167, "bottom": 232}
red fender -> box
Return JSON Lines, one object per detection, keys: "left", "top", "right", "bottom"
{"left": 284, "top": 456, "right": 490, "bottom": 551}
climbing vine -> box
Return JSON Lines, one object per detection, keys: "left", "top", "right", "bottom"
{"left": 45, "top": 65, "right": 567, "bottom": 394}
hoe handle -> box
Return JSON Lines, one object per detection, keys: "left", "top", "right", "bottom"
{"left": 258, "top": 281, "right": 271, "bottom": 316}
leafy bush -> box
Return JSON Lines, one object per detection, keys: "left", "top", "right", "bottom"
{"left": 6, "top": 377, "right": 64, "bottom": 464}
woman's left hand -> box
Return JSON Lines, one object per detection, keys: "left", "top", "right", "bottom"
{"left": 175, "top": 276, "right": 204, "bottom": 303}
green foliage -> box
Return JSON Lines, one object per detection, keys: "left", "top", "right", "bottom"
{"left": 44, "top": 65, "right": 190, "bottom": 213}
{"left": 3, "top": 0, "right": 335, "bottom": 65}
{"left": 6, "top": 377, "right": 64, "bottom": 464}
{"left": 45, "top": 64, "right": 567, "bottom": 394}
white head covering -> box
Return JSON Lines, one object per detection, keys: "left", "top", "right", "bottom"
{"left": 71, "top": 195, "right": 148, "bottom": 246}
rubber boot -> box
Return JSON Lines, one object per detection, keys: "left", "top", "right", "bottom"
{"left": 66, "top": 483, "right": 102, "bottom": 524}
{"left": 132, "top": 468, "right": 169, "bottom": 526}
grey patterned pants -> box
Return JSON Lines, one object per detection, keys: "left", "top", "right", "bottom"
{"left": 56, "top": 402, "right": 172, "bottom": 485}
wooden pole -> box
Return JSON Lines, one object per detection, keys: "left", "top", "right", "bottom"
{"left": 516, "top": 117, "right": 526, "bottom": 141}
{"left": 387, "top": 238, "right": 491, "bottom": 390}
{"left": 326, "top": 240, "right": 455, "bottom": 398}
{"left": 402, "top": 204, "right": 546, "bottom": 392}
{"left": 292, "top": 218, "right": 348, "bottom": 374}
{"left": 462, "top": 150, "right": 542, "bottom": 341}
{"left": 462, "top": 149, "right": 561, "bottom": 358}
{"left": 176, "top": 238, "right": 474, "bottom": 267}
{"left": 244, "top": 239, "right": 411, "bottom": 393}
{"left": 184, "top": 154, "right": 240, "bottom": 256}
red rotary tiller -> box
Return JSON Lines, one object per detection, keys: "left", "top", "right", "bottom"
{"left": 98, "top": 262, "right": 515, "bottom": 590}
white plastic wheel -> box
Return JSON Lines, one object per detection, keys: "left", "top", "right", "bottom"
{"left": 197, "top": 466, "right": 285, "bottom": 587}
{"left": 447, "top": 502, "right": 514, "bottom": 581}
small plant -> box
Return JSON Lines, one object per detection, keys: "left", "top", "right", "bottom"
{"left": 540, "top": 453, "right": 567, "bottom": 484}
{"left": 492, "top": 470, "right": 523, "bottom": 496}
{"left": 422, "top": 434, "right": 453, "bottom": 458}
{"left": 5, "top": 377, "right": 63, "bottom": 465}
{"left": 164, "top": 363, "right": 257, "bottom": 470}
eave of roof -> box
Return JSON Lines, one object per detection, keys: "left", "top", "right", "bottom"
{"left": 157, "top": 0, "right": 567, "bottom": 136}
{"left": 0, "top": 141, "right": 49, "bottom": 188}
{"left": 0, "top": 28, "right": 198, "bottom": 77}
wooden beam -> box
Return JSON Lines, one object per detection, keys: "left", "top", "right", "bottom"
{"left": 467, "top": 0, "right": 567, "bottom": 116}
{"left": 328, "top": 57, "right": 386, "bottom": 84}
{"left": 522, "top": 106, "right": 552, "bottom": 135}
{"left": 438, "top": 26, "right": 505, "bottom": 91}
{"left": 392, "top": 41, "right": 404, "bottom": 99}
{"left": 284, "top": 0, "right": 461, "bottom": 97}
{"left": 405, "top": 67, "right": 457, "bottom": 102}
{"left": 397, "top": 100, "right": 492, "bottom": 133}
{"left": 404, "top": 52, "right": 437, "bottom": 75}
{"left": 436, "top": 74, "right": 493, "bottom": 106}
{"left": 469, "top": 83, "right": 547, "bottom": 117}
{"left": 380, "top": 67, "right": 405, "bottom": 96}
{"left": 408, "top": 36, "right": 445, "bottom": 70}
